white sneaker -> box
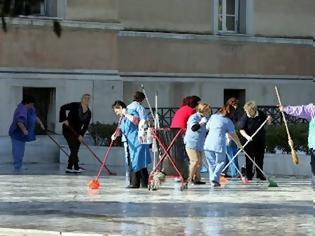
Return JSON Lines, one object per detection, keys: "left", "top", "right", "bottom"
{"left": 65, "top": 168, "right": 74, "bottom": 173}
{"left": 73, "top": 168, "right": 82, "bottom": 173}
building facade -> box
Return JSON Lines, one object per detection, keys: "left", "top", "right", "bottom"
{"left": 0, "top": 0, "right": 314, "bottom": 136}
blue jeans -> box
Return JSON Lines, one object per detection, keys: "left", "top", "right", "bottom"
{"left": 205, "top": 150, "right": 226, "bottom": 183}
{"left": 310, "top": 149, "right": 315, "bottom": 176}
{"left": 225, "top": 142, "right": 239, "bottom": 177}
{"left": 11, "top": 138, "right": 26, "bottom": 170}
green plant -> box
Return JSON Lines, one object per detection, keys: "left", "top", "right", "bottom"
{"left": 88, "top": 122, "right": 121, "bottom": 146}
{"left": 265, "top": 123, "right": 308, "bottom": 153}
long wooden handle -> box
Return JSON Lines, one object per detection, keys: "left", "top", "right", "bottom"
{"left": 275, "top": 86, "right": 299, "bottom": 165}
{"left": 275, "top": 86, "right": 293, "bottom": 143}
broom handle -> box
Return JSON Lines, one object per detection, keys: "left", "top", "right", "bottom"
{"left": 275, "top": 86, "right": 293, "bottom": 143}
{"left": 221, "top": 118, "right": 268, "bottom": 173}
{"left": 141, "top": 84, "right": 157, "bottom": 125}
{"left": 95, "top": 117, "right": 122, "bottom": 180}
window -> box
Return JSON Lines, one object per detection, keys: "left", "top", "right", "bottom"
{"left": 214, "top": 0, "right": 247, "bottom": 34}
{"left": 0, "top": 0, "right": 58, "bottom": 17}
{"left": 218, "top": 0, "right": 239, "bottom": 33}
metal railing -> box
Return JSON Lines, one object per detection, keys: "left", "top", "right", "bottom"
{"left": 146, "top": 106, "right": 307, "bottom": 128}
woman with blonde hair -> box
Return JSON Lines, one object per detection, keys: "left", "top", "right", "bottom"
{"left": 184, "top": 103, "right": 211, "bottom": 184}
{"left": 239, "top": 101, "right": 272, "bottom": 180}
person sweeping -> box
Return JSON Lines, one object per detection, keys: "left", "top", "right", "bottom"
{"left": 111, "top": 100, "right": 151, "bottom": 188}
{"left": 204, "top": 103, "right": 242, "bottom": 187}
{"left": 184, "top": 103, "right": 211, "bottom": 185}
{"left": 9, "top": 95, "right": 45, "bottom": 171}
{"left": 279, "top": 103, "right": 315, "bottom": 185}
{"left": 239, "top": 101, "right": 272, "bottom": 181}
{"left": 59, "top": 94, "right": 92, "bottom": 173}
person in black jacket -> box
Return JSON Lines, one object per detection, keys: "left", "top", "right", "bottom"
{"left": 59, "top": 94, "right": 92, "bottom": 173}
{"left": 239, "top": 101, "right": 272, "bottom": 180}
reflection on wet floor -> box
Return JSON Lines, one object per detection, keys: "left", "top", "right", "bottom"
{"left": 0, "top": 164, "right": 314, "bottom": 235}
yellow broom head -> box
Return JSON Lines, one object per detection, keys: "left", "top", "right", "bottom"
{"left": 288, "top": 139, "right": 299, "bottom": 165}
{"left": 291, "top": 148, "right": 299, "bottom": 165}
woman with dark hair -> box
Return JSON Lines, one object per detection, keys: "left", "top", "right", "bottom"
{"left": 111, "top": 100, "right": 151, "bottom": 188}
{"left": 171, "top": 95, "right": 201, "bottom": 131}
{"left": 204, "top": 104, "right": 242, "bottom": 187}
{"left": 223, "top": 97, "right": 241, "bottom": 177}
{"left": 9, "top": 95, "right": 45, "bottom": 171}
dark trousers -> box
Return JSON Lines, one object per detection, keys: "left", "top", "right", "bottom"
{"left": 63, "top": 128, "right": 80, "bottom": 169}
{"left": 310, "top": 149, "right": 315, "bottom": 176}
{"left": 130, "top": 168, "right": 149, "bottom": 188}
{"left": 244, "top": 140, "right": 265, "bottom": 179}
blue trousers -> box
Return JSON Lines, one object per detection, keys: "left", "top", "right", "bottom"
{"left": 205, "top": 150, "right": 226, "bottom": 183}
{"left": 11, "top": 138, "right": 26, "bottom": 170}
{"left": 225, "top": 142, "right": 239, "bottom": 177}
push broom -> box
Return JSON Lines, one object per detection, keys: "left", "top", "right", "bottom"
{"left": 222, "top": 118, "right": 269, "bottom": 184}
{"left": 89, "top": 118, "right": 122, "bottom": 190}
{"left": 45, "top": 130, "right": 70, "bottom": 157}
{"left": 66, "top": 125, "right": 117, "bottom": 175}
{"left": 275, "top": 86, "right": 299, "bottom": 165}
{"left": 228, "top": 134, "right": 278, "bottom": 187}
{"left": 241, "top": 149, "right": 278, "bottom": 187}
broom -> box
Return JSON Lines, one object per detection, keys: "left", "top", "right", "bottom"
{"left": 275, "top": 86, "right": 299, "bottom": 165}
{"left": 241, "top": 149, "right": 278, "bottom": 187}
{"left": 65, "top": 125, "right": 117, "bottom": 175}
{"left": 222, "top": 119, "right": 269, "bottom": 184}
{"left": 89, "top": 117, "right": 122, "bottom": 190}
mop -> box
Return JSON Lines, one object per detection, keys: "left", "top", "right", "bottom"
{"left": 275, "top": 86, "right": 299, "bottom": 165}
{"left": 221, "top": 119, "right": 269, "bottom": 184}
{"left": 89, "top": 119, "right": 121, "bottom": 189}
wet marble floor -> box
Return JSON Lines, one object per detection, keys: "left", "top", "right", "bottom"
{"left": 0, "top": 164, "right": 314, "bottom": 236}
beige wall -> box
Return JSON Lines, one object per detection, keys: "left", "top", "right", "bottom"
{"left": 0, "top": 26, "right": 118, "bottom": 70}
{"left": 118, "top": 36, "right": 313, "bottom": 76}
{"left": 254, "top": 0, "right": 315, "bottom": 37}
{"left": 66, "top": 0, "right": 119, "bottom": 22}
{"left": 118, "top": 0, "right": 212, "bottom": 33}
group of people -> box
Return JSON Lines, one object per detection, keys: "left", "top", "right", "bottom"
{"left": 171, "top": 96, "right": 272, "bottom": 187}
{"left": 8, "top": 91, "right": 315, "bottom": 188}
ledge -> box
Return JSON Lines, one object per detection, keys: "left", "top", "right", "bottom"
{"left": 3, "top": 16, "right": 124, "bottom": 31}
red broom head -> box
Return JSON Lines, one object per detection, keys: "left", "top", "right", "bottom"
{"left": 89, "top": 179, "right": 100, "bottom": 189}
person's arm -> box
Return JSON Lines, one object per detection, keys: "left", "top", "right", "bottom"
{"left": 59, "top": 102, "right": 77, "bottom": 123}
{"left": 226, "top": 119, "right": 242, "bottom": 148}
{"left": 136, "top": 105, "right": 148, "bottom": 121}
{"left": 239, "top": 129, "right": 252, "bottom": 142}
{"left": 191, "top": 117, "right": 207, "bottom": 131}
{"left": 36, "top": 116, "right": 45, "bottom": 130}
{"left": 238, "top": 115, "right": 252, "bottom": 141}
{"left": 16, "top": 110, "right": 28, "bottom": 135}
{"left": 17, "top": 122, "right": 28, "bottom": 136}
{"left": 228, "top": 132, "right": 242, "bottom": 148}
{"left": 280, "top": 104, "right": 314, "bottom": 120}
{"left": 79, "top": 112, "right": 91, "bottom": 136}
{"left": 122, "top": 109, "right": 140, "bottom": 125}
{"left": 111, "top": 128, "right": 122, "bottom": 140}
